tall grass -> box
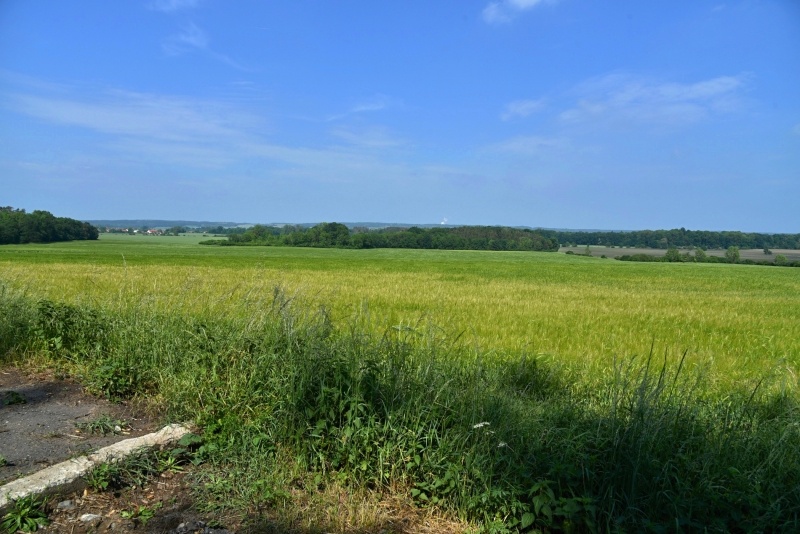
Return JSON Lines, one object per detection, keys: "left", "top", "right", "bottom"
{"left": 1, "top": 280, "right": 798, "bottom": 532}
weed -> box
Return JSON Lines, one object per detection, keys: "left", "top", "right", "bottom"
{"left": 75, "top": 414, "right": 128, "bottom": 436}
{"left": 34, "top": 299, "right": 106, "bottom": 359}
{"left": 157, "top": 451, "right": 185, "bottom": 473}
{"left": 1, "top": 495, "right": 49, "bottom": 533}
{"left": 84, "top": 446, "right": 182, "bottom": 494}
{"left": 120, "top": 502, "right": 162, "bottom": 526}
{"left": 84, "top": 461, "right": 120, "bottom": 491}
{"left": 85, "top": 360, "right": 145, "bottom": 400}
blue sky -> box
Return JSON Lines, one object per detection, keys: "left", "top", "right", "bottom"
{"left": 1, "top": 0, "right": 798, "bottom": 232}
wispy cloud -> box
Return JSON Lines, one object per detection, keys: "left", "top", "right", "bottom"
{"left": 330, "top": 125, "right": 406, "bottom": 149}
{"left": 163, "top": 22, "right": 208, "bottom": 55}
{"left": 8, "top": 90, "right": 248, "bottom": 144}
{"left": 482, "top": 0, "right": 558, "bottom": 25}
{"left": 501, "top": 98, "right": 545, "bottom": 120}
{"left": 1, "top": 78, "right": 410, "bottom": 178}
{"left": 147, "top": 0, "right": 201, "bottom": 13}
{"left": 488, "top": 135, "right": 567, "bottom": 155}
{"left": 161, "top": 22, "right": 253, "bottom": 71}
{"left": 326, "top": 94, "right": 399, "bottom": 121}
{"left": 559, "top": 72, "right": 749, "bottom": 127}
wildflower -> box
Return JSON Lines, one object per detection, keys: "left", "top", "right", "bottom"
{"left": 497, "top": 442, "right": 508, "bottom": 448}
{"left": 472, "top": 421, "right": 490, "bottom": 429}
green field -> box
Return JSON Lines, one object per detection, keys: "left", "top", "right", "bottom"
{"left": 2, "top": 234, "right": 799, "bottom": 532}
{"left": 2, "top": 233, "right": 798, "bottom": 386}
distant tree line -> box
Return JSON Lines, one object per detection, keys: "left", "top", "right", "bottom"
{"left": 615, "top": 246, "right": 798, "bottom": 267}
{"left": 197, "top": 225, "right": 248, "bottom": 235}
{"left": 0, "top": 207, "right": 99, "bottom": 244}
{"left": 202, "top": 223, "right": 560, "bottom": 252}
{"left": 542, "top": 228, "right": 800, "bottom": 250}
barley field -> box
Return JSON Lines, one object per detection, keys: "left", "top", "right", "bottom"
{"left": 2, "top": 233, "right": 798, "bottom": 387}
{"left": 2, "top": 234, "right": 799, "bottom": 531}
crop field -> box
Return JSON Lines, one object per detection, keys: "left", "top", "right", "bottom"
{"left": 2, "top": 234, "right": 798, "bottom": 386}
{"left": 2, "top": 234, "right": 800, "bottom": 531}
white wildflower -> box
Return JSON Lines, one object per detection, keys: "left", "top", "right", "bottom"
{"left": 472, "top": 421, "right": 491, "bottom": 429}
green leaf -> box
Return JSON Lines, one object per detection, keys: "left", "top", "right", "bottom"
{"left": 521, "top": 512, "right": 536, "bottom": 529}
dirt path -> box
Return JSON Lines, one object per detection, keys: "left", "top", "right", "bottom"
{"left": 0, "top": 367, "right": 159, "bottom": 484}
{"left": 0, "top": 367, "right": 234, "bottom": 532}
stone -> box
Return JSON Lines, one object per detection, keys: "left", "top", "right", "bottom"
{"left": 56, "top": 499, "right": 76, "bottom": 510}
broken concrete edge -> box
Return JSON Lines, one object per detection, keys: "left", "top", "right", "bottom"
{"left": 0, "top": 423, "right": 193, "bottom": 514}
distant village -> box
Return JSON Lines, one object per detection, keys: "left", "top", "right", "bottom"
{"left": 100, "top": 224, "right": 248, "bottom": 236}
{"left": 102, "top": 227, "right": 168, "bottom": 235}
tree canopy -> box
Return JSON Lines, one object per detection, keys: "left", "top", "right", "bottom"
{"left": 205, "top": 223, "right": 560, "bottom": 252}
{"left": 541, "top": 228, "right": 800, "bottom": 250}
{"left": 0, "top": 207, "right": 99, "bottom": 244}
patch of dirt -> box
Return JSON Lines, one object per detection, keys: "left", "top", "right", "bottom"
{"left": 0, "top": 366, "right": 232, "bottom": 532}
{"left": 39, "top": 470, "right": 231, "bottom": 534}
{"left": 0, "top": 367, "right": 159, "bottom": 484}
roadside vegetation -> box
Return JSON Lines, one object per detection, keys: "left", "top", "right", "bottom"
{"left": 1, "top": 237, "right": 799, "bottom": 531}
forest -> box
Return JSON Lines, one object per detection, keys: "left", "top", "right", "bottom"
{"left": 202, "top": 222, "right": 561, "bottom": 252}
{"left": 0, "top": 207, "right": 99, "bottom": 244}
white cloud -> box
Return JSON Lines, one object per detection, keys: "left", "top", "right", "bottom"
{"left": 501, "top": 98, "right": 545, "bottom": 120}
{"left": 559, "top": 72, "right": 749, "bottom": 127}
{"left": 482, "top": 0, "right": 556, "bottom": 24}
{"left": 147, "top": 0, "right": 201, "bottom": 13}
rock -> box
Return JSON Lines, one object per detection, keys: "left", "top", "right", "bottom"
{"left": 56, "top": 499, "right": 76, "bottom": 510}
{"left": 80, "top": 513, "right": 103, "bottom": 522}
